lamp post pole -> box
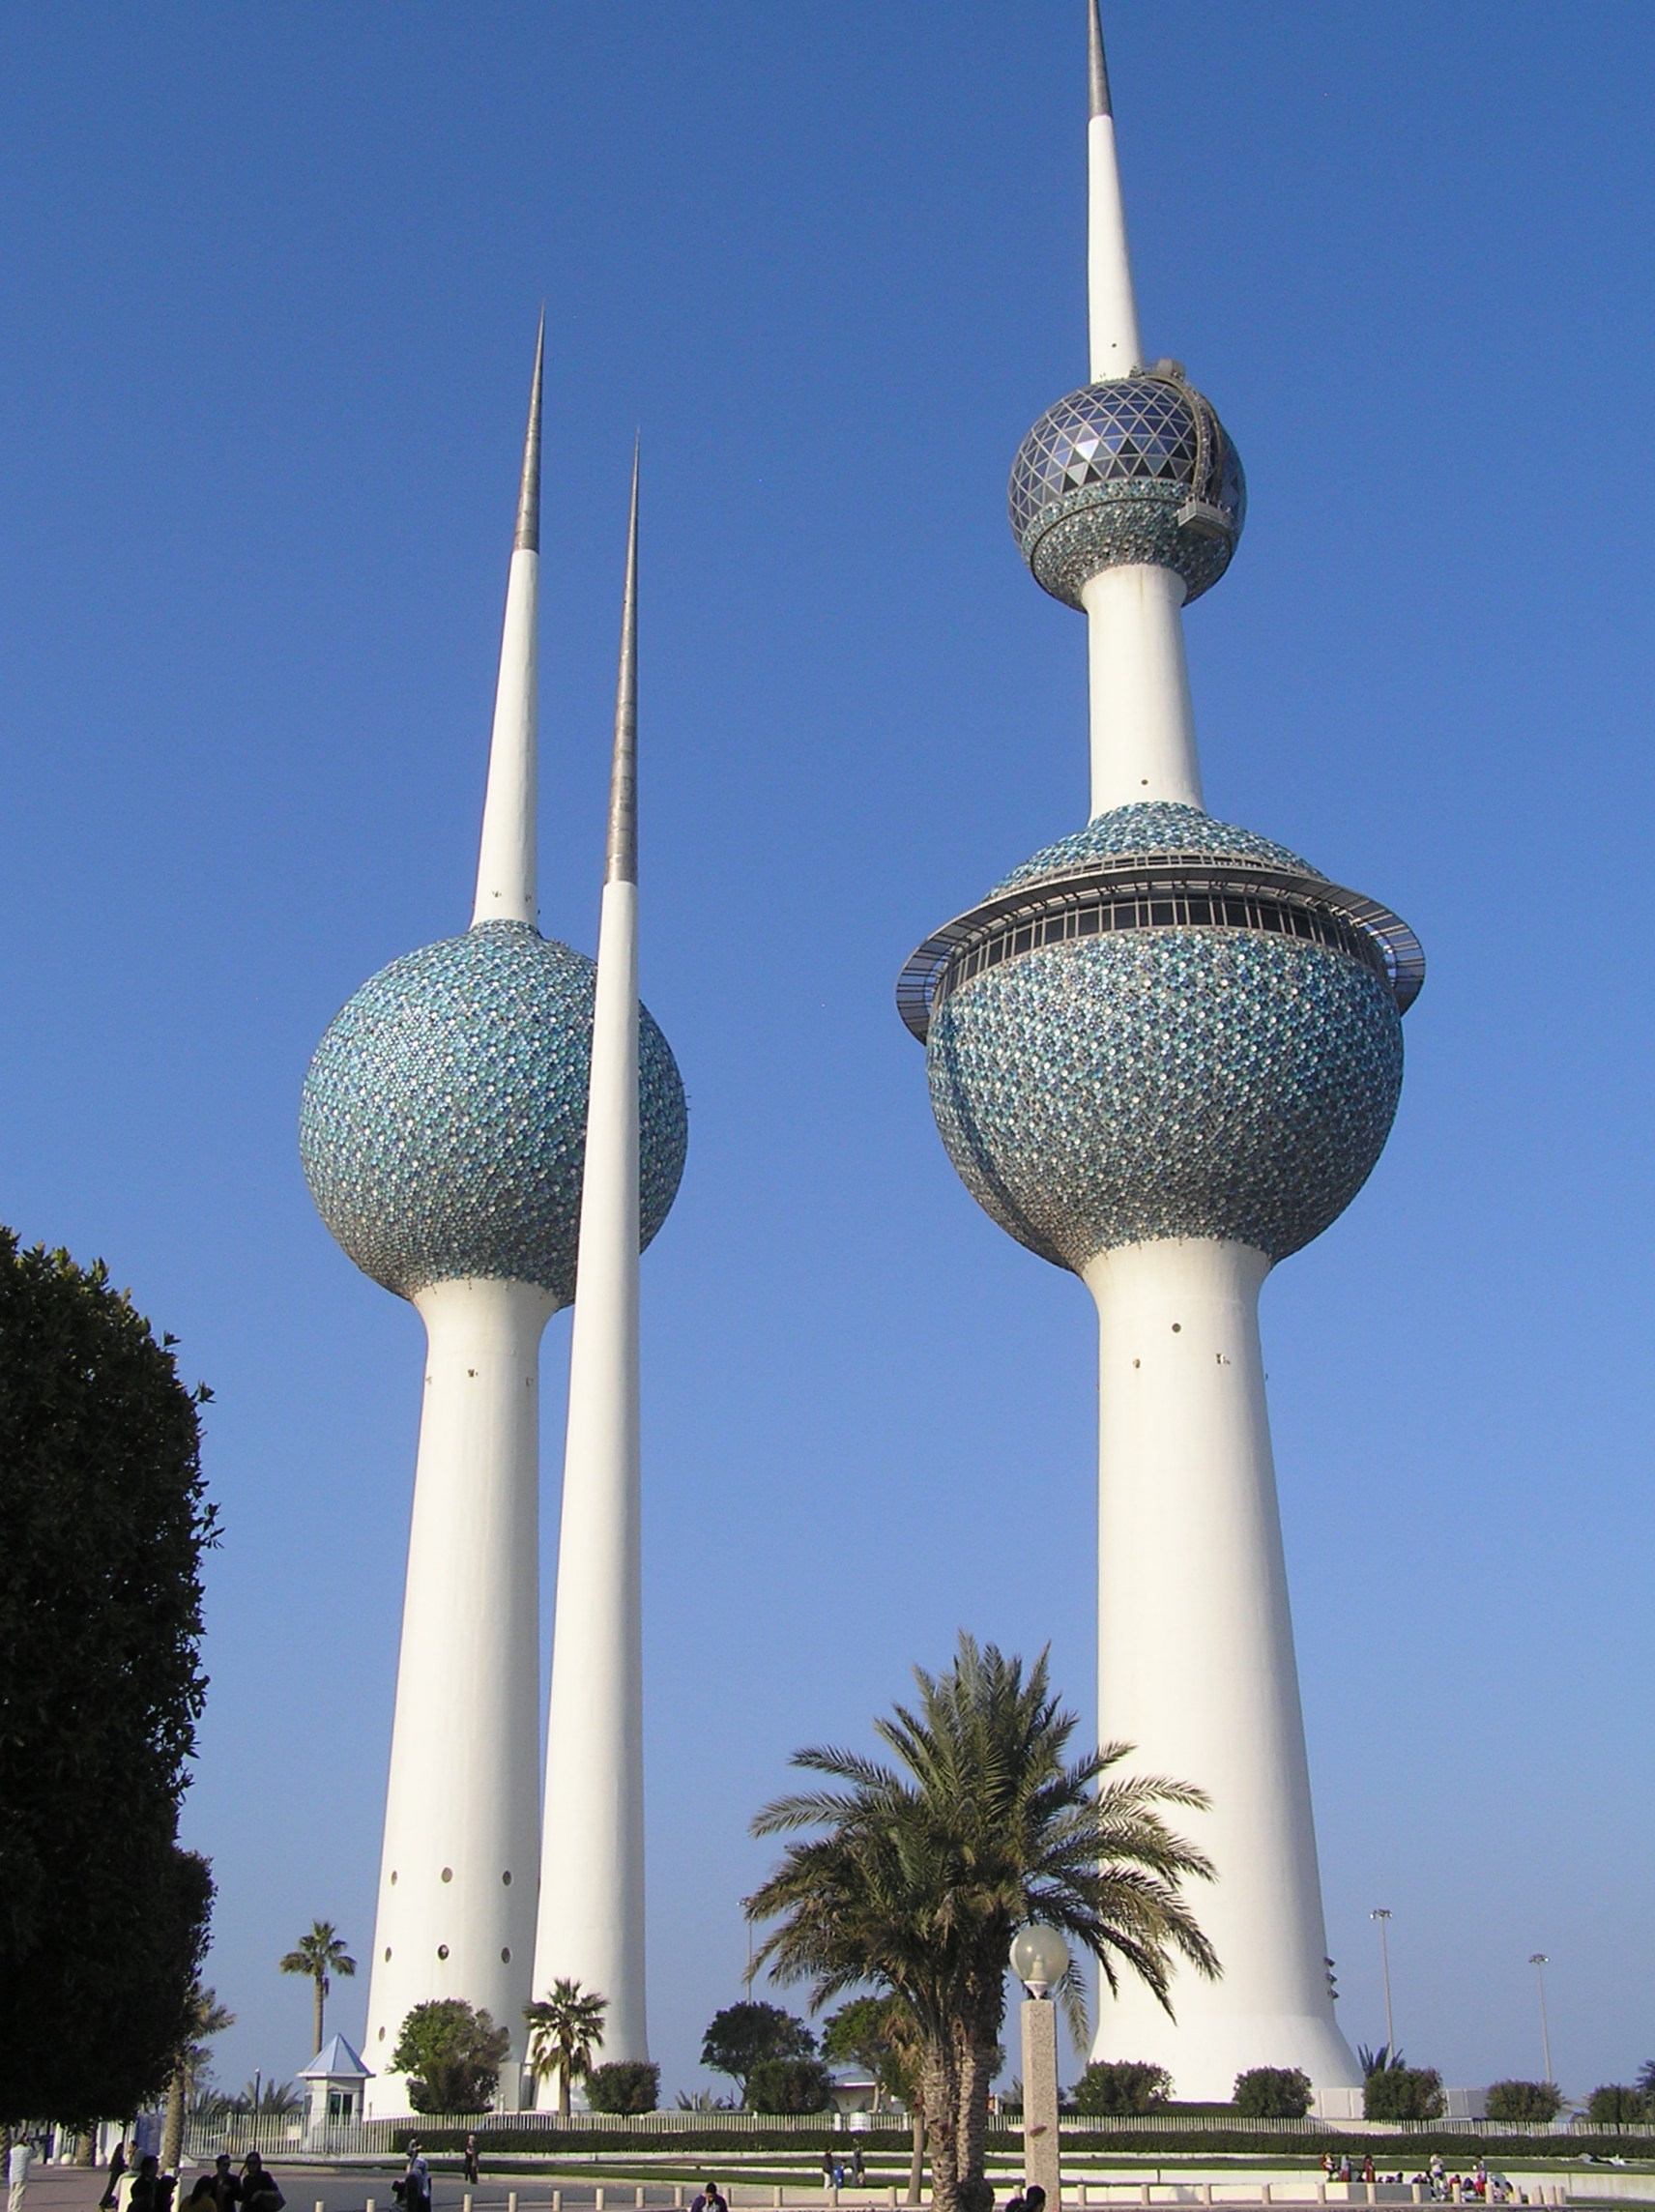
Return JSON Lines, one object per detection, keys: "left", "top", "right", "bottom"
{"left": 1370, "top": 1910, "right": 1395, "bottom": 2056}
{"left": 1011, "top": 1927, "right": 1069, "bottom": 2212}
{"left": 1529, "top": 1955, "right": 1553, "bottom": 2084}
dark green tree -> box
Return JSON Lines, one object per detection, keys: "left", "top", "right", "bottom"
{"left": 699, "top": 2002, "right": 815, "bottom": 2099}
{"left": 1234, "top": 2066, "right": 1312, "bottom": 2118}
{"left": 1485, "top": 2081, "right": 1563, "bottom": 2124}
{"left": 1638, "top": 2059, "right": 1655, "bottom": 2104}
{"left": 1587, "top": 2085, "right": 1646, "bottom": 2126}
{"left": 0, "top": 1234, "right": 218, "bottom": 2121}
{"left": 745, "top": 2055, "right": 835, "bottom": 2113}
{"left": 1363, "top": 2053, "right": 1444, "bottom": 2121}
{"left": 1073, "top": 2060, "right": 1171, "bottom": 2116}
{"left": 584, "top": 2060, "right": 660, "bottom": 2114}
{"left": 389, "top": 1999, "right": 510, "bottom": 2112}
{"left": 746, "top": 1634, "right": 1216, "bottom": 2212}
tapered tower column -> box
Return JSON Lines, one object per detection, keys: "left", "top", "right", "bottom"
{"left": 901, "top": 0, "right": 1424, "bottom": 2100}
{"left": 364, "top": 1278, "right": 553, "bottom": 2108}
{"left": 535, "top": 456, "right": 649, "bottom": 2063}
{"left": 1085, "top": 1239, "right": 1355, "bottom": 2088}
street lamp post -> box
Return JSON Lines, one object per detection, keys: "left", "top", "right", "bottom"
{"left": 1011, "top": 1925, "right": 1069, "bottom": 2212}
{"left": 1370, "top": 1910, "right": 1395, "bottom": 2057}
{"left": 1529, "top": 1955, "right": 1553, "bottom": 2085}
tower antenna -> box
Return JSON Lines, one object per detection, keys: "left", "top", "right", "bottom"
{"left": 473, "top": 312, "right": 544, "bottom": 925}
{"left": 1087, "top": 0, "right": 1141, "bottom": 379}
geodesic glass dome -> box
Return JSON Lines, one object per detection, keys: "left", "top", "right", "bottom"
{"left": 1008, "top": 372, "right": 1245, "bottom": 606}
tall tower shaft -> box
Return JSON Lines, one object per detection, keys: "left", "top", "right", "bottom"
{"left": 301, "top": 339, "right": 686, "bottom": 2115}
{"left": 899, "top": 6, "right": 1422, "bottom": 2097}
{"left": 534, "top": 454, "right": 650, "bottom": 2061}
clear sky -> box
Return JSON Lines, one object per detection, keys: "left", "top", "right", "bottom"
{"left": 1, "top": 0, "right": 1651, "bottom": 2110}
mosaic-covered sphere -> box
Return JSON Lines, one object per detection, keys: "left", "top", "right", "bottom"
{"left": 301, "top": 920, "right": 687, "bottom": 1303}
{"left": 921, "top": 807, "right": 1404, "bottom": 1272}
{"left": 1008, "top": 371, "right": 1245, "bottom": 608}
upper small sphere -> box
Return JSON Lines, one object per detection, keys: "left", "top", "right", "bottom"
{"left": 301, "top": 920, "right": 687, "bottom": 1303}
{"left": 1008, "top": 371, "right": 1245, "bottom": 607}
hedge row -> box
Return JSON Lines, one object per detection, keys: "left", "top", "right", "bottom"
{"left": 386, "top": 2127, "right": 1655, "bottom": 2162}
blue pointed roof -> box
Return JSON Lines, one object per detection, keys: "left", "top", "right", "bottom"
{"left": 299, "top": 2033, "right": 371, "bottom": 2080}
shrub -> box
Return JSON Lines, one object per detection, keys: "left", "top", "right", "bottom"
{"left": 390, "top": 1999, "right": 510, "bottom": 2112}
{"left": 1587, "top": 2085, "right": 1647, "bottom": 2126}
{"left": 1074, "top": 2061, "right": 1173, "bottom": 2116}
{"left": 744, "top": 2055, "right": 835, "bottom": 2113}
{"left": 1234, "top": 2067, "right": 1313, "bottom": 2118}
{"left": 585, "top": 2060, "right": 660, "bottom": 2114}
{"left": 1364, "top": 2063, "right": 1444, "bottom": 2121}
{"left": 1485, "top": 2081, "right": 1562, "bottom": 2124}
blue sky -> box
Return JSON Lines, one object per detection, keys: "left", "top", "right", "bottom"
{"left": 1, "top": 0, "right": 1651, "bottom": 2106}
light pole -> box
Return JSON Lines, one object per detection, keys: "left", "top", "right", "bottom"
{"left": 1370, "top": 1910, "right": 1395, "bottom": 2056}
{"left": 1011, "top": 1925, "right": 1069, "bottom": 2212}
{"left": 1529, "top": 1955, "right": 1553, "bottom": 2084}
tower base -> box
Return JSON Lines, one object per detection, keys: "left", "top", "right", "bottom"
{"left": 1084, "top": 1237, "right": 1358, "bottom": 2102}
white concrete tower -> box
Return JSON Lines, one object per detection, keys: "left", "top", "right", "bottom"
{"left": 899, "top": 3, "right": 1424, "bottom": 2098}
{"left": 301, "top": 342, "right": 686, "bottom": 2115}
{"left": 534, "top": 452, "right": 650, "bottom": 2066}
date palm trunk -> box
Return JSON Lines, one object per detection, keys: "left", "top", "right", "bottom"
{"left": 311, "top": 1975, "right": 325, "bottom": 2056}
{"left": 160, "top": 2065, "right": 186, "bottom": 2172}
{"left": 906, "top": 2109, "right": 926, "bottom": 2205}
{"left": 922, "top": 2042, "right": 961, "bottom": 2212}
{"left": 955, "top": 2037, "right": 995, "bottom": 2195}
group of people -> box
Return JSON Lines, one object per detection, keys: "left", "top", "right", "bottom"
{"left": 818, "top": 2149, "right": 867, "bottom": 2192}
{"left": 1319, "top": 2153, "right": 1517, "bottom": 2204}
{"left": 95, "top": 2142, "right": 287, "bottom": 2212}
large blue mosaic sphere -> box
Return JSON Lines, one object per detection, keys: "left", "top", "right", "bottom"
{"left": 301, "top": 920, "right": 687, "bottom": 1302}
{"left": 1009, "top": 371, "right": 1245, "bottom": 608}
{"left": 923, "top": 806, "right": 1403, "bottom": 1272}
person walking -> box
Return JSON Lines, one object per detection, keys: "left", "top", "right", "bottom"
{"left": 401, "top": 2142, "right": 431, "bottom": 2212}
{"left": 99, "top": 2142, "right": 129, "bottom": 2211}
{"left": 462, "top": 2138, "right": 479, "bottom": 2190}
{"left": 238, "top": 2154, "right": 283, "bottom": 2212}
{"left": 8, "top": 2138, "right": 33, "bottom": 2212}
{"left": 209, "top": 2156, "right": 240, "bottom": 2212}
{"left": 690, "top": 2186, "right": 727, "bottom": 2212}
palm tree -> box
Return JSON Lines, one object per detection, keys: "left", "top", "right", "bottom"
{"left": 279, "top": 1921, "right": 357, "bottom": 2054}
{"left": 161, "top": 1983, "right": 236, "bottom": 2171}
{"left": 746, "top": 1633, "right": 1218, "bottom": 2212}
{"left": 523, "top": 1979, "right": 608, "bottom": 2117}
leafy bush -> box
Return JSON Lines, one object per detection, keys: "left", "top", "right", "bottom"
{"left": 1234, "top": 2067, "right": 1313, "bottom": 2118}
{"left": 1074, "top": 2061, "right": 1172, "bottom": 2116}
{"left": 585, "top": 2060, "right": 659, "bottom": 2114}
{"left": 1485, "top": 2081, "right": 1562, "bottom": 2123}
{"left": 1364, "top": 2061, "right": 1444, "bottom": 2121}
{"left": 744, "top": 2055, "right": 835, "bottom": 2113}
{"left": 390, "top": 1999, "right": 510, "bottom": 2112}
{"left": 1588, "top": 2084, "right": 1648, "bottom": 2125}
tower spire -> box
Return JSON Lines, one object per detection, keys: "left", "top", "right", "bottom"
{"left": 472, "top": 314, "right": 544, "bottom": 926}
{"left": 534, "top": 451, "right": 649, "bottom": 2062}
{"left": 1087, "top": 1, "right": 1141, "bottom": 380}
{"left": 605, "top": 443, "right": 639, "bottom": 887}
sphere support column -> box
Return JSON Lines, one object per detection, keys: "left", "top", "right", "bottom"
{"left": 1081, "top": 1237, "right": 1357, "bottom": 2097}
{"left": 362, "top": 1276, "right": 554, "bottom": 2116}
{"left": 1081, "top": 565, "right": 1201, "bottom": 816}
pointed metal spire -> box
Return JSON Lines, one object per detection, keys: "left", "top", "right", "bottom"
{"left": 472, "top": 319, "right": 543, "bottom": 927}
{"left": 1088, "top": 0, "right": 1113, "bottom": 119}
{"left": 514, "top": 310, "right": 545, "bottom": 552}
{"left": 605, "top": 443, "right": 639, "bottom": 888}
